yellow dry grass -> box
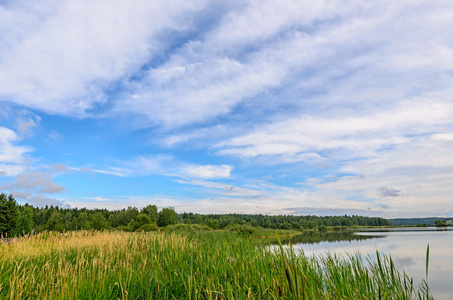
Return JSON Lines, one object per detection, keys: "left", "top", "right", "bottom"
{"left": 0, "top": 231, "right": 190, "bottom": 299}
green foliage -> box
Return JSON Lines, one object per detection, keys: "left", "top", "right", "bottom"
{"left": 206, "top": 219, "right": 218, "bottom": 229}
{"left": 92, "top": 212, "right": 110, "bottom": 230}
{"left": 130, "top": 213, "right": 155, "bottom": 231}
{"left": 158, "top": 207, "right": 178, "bottom": 227}
{"left": 227, "top": 223, "right": 256, "bottom": 235}
{"left": 0, "top": 193, "right": 18, "bottom": 236}
{"left": 435, "top": 220, "right": 448, "bottom": 227}
{"left": 140, "top": 204, "right": 158, "bottom": 224}
{"left": 77, "top": 212, "right": 91, "bottom": 230}
{"left": 180, "top": 212, "right": 391, "bottom": 229}
{"left": 46, "top": 212, "right": 64, "bottom": 232}
{"left": 14, "top": 206, "right": 34, "bottom": 235}
{"left": 115, "top": 225, "right": 130, "bottom": 232}
{"left": 164, "top": 224, "right": 212, "bottom": 232}
{"left": 137, "top": 223, "right": 158, "bottom": 232}
{"left": 137, "top": 213, "right": 152, "bottom": 225}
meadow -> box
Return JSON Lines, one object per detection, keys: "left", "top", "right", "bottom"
{"left": 0, "top": 230, "right": 431, "bottom": 299}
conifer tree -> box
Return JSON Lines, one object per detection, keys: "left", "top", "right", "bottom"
{"left": 0, "top": 193, "right": 18, "bottom": 236}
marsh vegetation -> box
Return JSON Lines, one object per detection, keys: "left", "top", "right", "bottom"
{"left": 0, "top": 230, "right": 431, "bottom": 299}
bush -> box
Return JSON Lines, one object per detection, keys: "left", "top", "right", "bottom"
{"left": 137, "top": 223, "right": 158, "bottom": 232}
{"left": 164, "top": 224, "right": 212, "bottom": 232}
{"left": 206, "top": 219, "right": 219, "bottom": 229}
{"left": 115, "top": 225, "right": 130, "bottom": 232}
{"left": 227, "top": 224, "right": 255, "bottom": 235}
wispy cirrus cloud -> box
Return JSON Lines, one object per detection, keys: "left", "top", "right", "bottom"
{"left": 216, "top": 100, "right": 453, "bottom": 161}
{"left": 175, "top": 179, "right": 261, "bottom": 197}
{"left": 50, "top": 164, "right": 126, "bottom": 177}
{"left": 111, "top": 155, "right": 232, "bottom": 180}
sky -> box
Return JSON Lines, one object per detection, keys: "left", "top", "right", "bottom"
{"left": 1, "top": 0, "right": 453, "bottom": 218}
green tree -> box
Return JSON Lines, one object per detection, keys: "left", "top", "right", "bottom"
{"left": 63, "top": 212, "right": 73, "bottom": 231}
{"left": 158, "top": 207, "right": 178, "bottom": 227}
{"left": 0, "top": 194, "right": 18, "bottom": 236}
{"left": 33, "top": 208, "right": 47, "bottom": 228}
{"left": 47, "top": 212, "right": 64, "bottom": 232}
{"left": 77, "top": 212, "right": 91, "bottom": 230}
{"left": 131, "top": 213, "right": 154, "bottom": 231}
{"left": 15, "top": 206, "right": 34, "bottom": 235}
{"left": 92, "top": 212, "right": 109, "bottom": 230}
{"left": 207, "top": 219, "right": 218, "bottom": 229}
{"left": 435, "top": 220, "right": 448, "bottom": 227}
{"left": 141, "top": 205, "right": 158, "bottom": 224}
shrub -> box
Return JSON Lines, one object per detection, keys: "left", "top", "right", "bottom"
{"left": 227, "top": 224, "right": 255, "bottom": 235}
{"left": 137, "top": 223, "right": 158, "bottom": 232}
{"left": 164, "top": 224, "right": 212, "bottom": 232}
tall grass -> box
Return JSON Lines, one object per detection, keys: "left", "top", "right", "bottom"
{"left": 0, "top": 231, "right": 431, "bottom": 299}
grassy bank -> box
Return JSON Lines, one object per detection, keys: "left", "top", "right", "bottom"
{"left": 0, "top": 231, "right": 430, "bottom": 299}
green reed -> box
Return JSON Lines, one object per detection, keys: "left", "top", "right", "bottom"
{"left": 0, "top": 230, "right": 431, "bottom": 299}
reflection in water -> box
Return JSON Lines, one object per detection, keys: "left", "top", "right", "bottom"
{"left": 278, "top": 231, "right": 383, "bottom": 245}
{"left": 285, "top": 228, "right": 453, "bottom": 300}
{"left": 394, "top": 256, "right": 416, "bottom": 269}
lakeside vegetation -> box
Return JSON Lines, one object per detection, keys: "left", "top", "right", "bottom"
{"left": 0, "top": 230, "right": 432, "bottom": 299}
{"left": 1, "top": 193, "right": 390, "bottom": 237}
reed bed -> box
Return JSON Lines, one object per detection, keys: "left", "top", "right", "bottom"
{"left": 0, "top": 231, "right": 431, "bottom": 299}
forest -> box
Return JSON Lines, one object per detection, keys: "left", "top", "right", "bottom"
{"left": 0, "top": 193, "right": 391, "bottom": 236}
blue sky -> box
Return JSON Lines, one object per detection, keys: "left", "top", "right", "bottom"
{"left": 1, "top": 0, "right": 453, "bottom": 218}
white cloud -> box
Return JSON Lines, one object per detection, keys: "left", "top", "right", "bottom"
{"left": 3, "top": 171, "right": 65, "bottom": 194}
{"left": 48, "top": 130, "right": 62, "bottom": 141}
{"left": 175, "top": 179, "right": 260, "bottom": 197}
{"left": 112, "top": 1, "right": 453, "bottom": 130}
{"left": 1, "top": 0, "right": 453, "bottom": 130}
{"left": 180, "top": 164, "right": 231, "bottom": 179}
{"left": 27, "top": 194, "right": 67, "bottom": 208}
{"left": 0, "top": 126, "right": 33, "bottom": 176}
{"left": 92, "top": 196, "right": 109, "bottom": 202}
{"left": 0, "top": 0, "right": 206, "bottom": 116}
{"left": 15, "top": 110, "right": 41, "bottom": 137}
{"left": 216, "top": 100, "right": 453, "bottom": 161}
{"left": 377, "top": 187, "right": 401, "bottom": 198}
{"left": 50, "top": 163, "right": 126, "bottom": 177}
{"left": 298, "top": 134, "right": 453, "bottom": 217}
{"left": 0, "top": 127, "right": 31, "bottom": 163}
{"left": 113, "top": 155, "right": 233, "bottom": 179}
{"left": 111, "top": 155, "right": 173, "bottom": 177}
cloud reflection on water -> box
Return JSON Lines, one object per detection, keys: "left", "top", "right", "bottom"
{"left": 288, "top": 228, "right": 453, "bottom": 300}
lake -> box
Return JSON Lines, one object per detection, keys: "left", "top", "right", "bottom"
{"left": 283, "top": 228, "right": 453, "bottom": 300}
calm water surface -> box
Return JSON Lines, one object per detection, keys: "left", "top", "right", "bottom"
{"left": 286, "top": 228, "right": 453, "bottom": 300}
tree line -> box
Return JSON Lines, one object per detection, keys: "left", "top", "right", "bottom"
{"left": 1, "top": 193, "right": 391, "bottom": 236}
{"left": 179, "top": 212, "right": 390, "bottom": 230}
